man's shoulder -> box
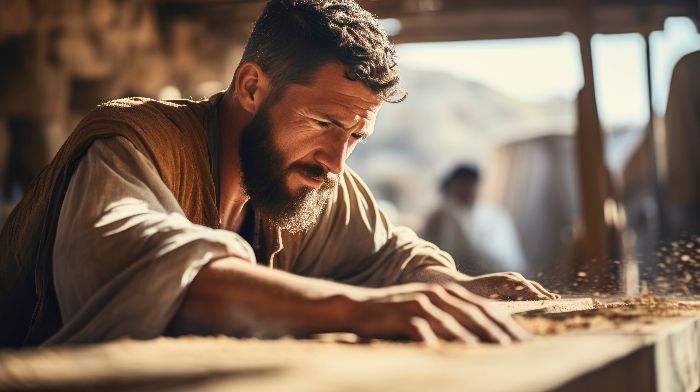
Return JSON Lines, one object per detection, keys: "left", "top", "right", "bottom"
{"left": 83, "top": 97, "right": 205, "bottom": 124}
{"left": 72, "top": 95, "right": 215, "bottom": 155}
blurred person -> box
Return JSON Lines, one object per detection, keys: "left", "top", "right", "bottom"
{"left": 425, "top": 166, "right": 527, "bottom": 275}
{"left": 0, "top": 0, "right": 557, "bottom": 349}
{"left": 664, "top": 50, "right": 700, "bottom": 237}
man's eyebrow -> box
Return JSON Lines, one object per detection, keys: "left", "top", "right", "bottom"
{"left": 307, "top": 109, "right": 371, "bottom": 138}
{"left": 307, "top": 109, "right": 349, "bottom": 129}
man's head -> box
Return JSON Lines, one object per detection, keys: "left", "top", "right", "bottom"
{"left": 441, "top": 166, "right": 480, "bottom": 207}
{"left": 232, "top": 0, "right": 405, "bottom": 233}
{"left": 234, "top": 0, "right": 406, "bottom": 105}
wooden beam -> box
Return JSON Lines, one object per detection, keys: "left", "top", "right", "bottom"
{"left": 154, "top": 0, "right": 699, "bottom": 44}
{"left": 375, "top": 4, "right": 693, "bottom": 44}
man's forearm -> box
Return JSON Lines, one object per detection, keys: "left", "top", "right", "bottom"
{"left": 168, "top": 257, "right": 362, "bottom": 337}
{"left": 399, "top": 264, "right": 466, "bottom": 285}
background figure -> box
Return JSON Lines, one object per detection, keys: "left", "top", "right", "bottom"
{"left": 424, "top": 166, "right": 526, "bottom": 275}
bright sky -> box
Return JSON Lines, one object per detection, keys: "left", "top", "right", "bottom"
{"left": 393, "top": 17, "right": 700, "bottom": 129}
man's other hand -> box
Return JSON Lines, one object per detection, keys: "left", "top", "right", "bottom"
{"left": 460, "top": 272, "right": 560, "bottom": 300}
{"left": 345, "top": 283, "right": 532, "bottom": 344}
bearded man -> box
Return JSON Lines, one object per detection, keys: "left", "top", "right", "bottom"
{"left": 0, "top": 0, "right": 557, "bottom": 348}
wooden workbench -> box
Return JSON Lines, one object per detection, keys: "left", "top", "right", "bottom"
{"left": 1, "top": 299, "right": 699, "bottom": 392}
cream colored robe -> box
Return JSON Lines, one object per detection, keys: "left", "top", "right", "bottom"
{"left": 49, "top": 136, "right": 454, "bottom": 344}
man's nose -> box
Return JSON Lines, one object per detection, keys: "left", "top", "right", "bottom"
{"left": 314, "top": 138, "right": 348, "bottom": 175}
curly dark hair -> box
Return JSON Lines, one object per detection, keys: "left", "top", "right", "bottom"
{"left": 235, "top": 0, "right": 406, "bottom": 103}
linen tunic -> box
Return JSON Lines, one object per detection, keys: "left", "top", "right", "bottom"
{"left": 49, "top": 135, "right": 455, "bottom": 344}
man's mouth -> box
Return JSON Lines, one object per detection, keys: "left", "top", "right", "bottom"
{"left": 298, "top": 171, "right": 324, "bottom": 187}
{"left": 288, "top": 163, "right": 327, "bottom": 188}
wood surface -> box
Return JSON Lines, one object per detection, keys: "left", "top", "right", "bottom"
{"left": 1, "top": 299, "right": 699, "bottom": 392}
{"left": 492, "top": 297, "right": 597, "bottom": 314}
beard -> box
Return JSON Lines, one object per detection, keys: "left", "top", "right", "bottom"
{"left": 238, "top": 103, "right": 339, "bottom": 234}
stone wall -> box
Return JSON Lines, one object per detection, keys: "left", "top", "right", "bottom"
{"left": 0, "top": 0, "right": 246, "bottom": 224}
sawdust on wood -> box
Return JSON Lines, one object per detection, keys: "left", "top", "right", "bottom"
{"left": 515, "top": 295, "right": 700, "bottom": 335}
{"left": 493, "top": 298, "right": 597, "bottom": 314}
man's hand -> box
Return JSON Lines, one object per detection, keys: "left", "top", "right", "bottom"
{"left": 345, "top": 283, "right": 532, "bottom": 344}
{"left": 169, "top": 258, "right": 532, "bottom": 345}
{"left": 460, "top": 272, "right": 560, "bottom": 301}
{"left": 399, "top": 266, "right": 559, "bottom": 301}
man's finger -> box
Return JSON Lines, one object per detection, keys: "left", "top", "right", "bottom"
{"left": 408, "top": 317, "right": 439, "bottom": 346}
{"left": 423, "top": 288, "right": 511, "bottom": 344}
{"left": 445, "top": 284, "right": 533, "bottom": 342}
{"left": 501, "top": 280, "right": 541, "bottom": 300}
{"left": 411, "top": 296, "right": 480, "bottom": 343}
{"left": 530, "top": 281, "right": 559, "bottom": 299}
{"left": 519, "top": 281, "right": 551, "bottom": 300}
{"left": 479, "top": 305, "right": 533, "bottom": 342}
{"left": 518, "top": 280, "right": 557, "bottom": 300}
{"left": 453, "top": 304, "right": 512, "bottom": 344}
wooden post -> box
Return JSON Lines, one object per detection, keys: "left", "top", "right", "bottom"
{"left": 643, "top": 31, "right": 666, "bottom": 239}
{"left": 562, "top": 0, "right": 615, "bottom": 291}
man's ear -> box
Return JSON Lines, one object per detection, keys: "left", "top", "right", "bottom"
{"left": 235, "top": 61, "right": 270, "bottom": 114}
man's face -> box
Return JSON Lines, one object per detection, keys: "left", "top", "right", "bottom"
{"left": 454, "top": 179, "right": 478, "bottom": 207}
{"left": 239, "top": 61, "right": 382, "bottom": 233}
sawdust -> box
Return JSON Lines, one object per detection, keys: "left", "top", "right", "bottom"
{"left": 639, "top": 233, "right": 700, "bottom": 295}
{"left": 515, "top": 295, "right": 700, "bottom": 335}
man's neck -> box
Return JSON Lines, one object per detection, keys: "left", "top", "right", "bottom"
{"left": 218, "top": 89, "right": 252, "bottom": 232}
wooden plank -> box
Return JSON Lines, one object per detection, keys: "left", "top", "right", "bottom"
{"left": 493, "top": 297, "right": 598, "bottom": 314}
{"left": 0, "top": 334, "right": 645, "bottom": 392}
{"left": 2, "top": 304, "right": 700, "bottom": 392}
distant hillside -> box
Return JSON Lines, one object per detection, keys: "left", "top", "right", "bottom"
{"left": 346, "top": 67, "right": 575, "bottom": 228}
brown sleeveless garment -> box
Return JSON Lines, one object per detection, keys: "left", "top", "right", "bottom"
{"left": 0, "top": 95, "right": 221, "bottom": 348}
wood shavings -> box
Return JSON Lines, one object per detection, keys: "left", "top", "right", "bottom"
{"left": 515, "top": 295, "right": 700, "bottom": 335}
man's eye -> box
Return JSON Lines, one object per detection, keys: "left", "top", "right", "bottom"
{"left": 352, "top": 134, "right": 368, "bottom": 144}
{"left": 313, "top": 119, "right": 332, "bottom": 128}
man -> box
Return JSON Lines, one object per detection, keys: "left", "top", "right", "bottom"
{"left": 0, "top": 0, "right": 557, "bottom": 348}
{"left": 424, "top": 166, "right": 527, "bottom": 275}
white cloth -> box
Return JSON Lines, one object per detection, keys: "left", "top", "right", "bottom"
{"left": 425, "top": 200, "right": 526, "bottom": 274}
{"left": 50, "top": 136, "right": 454, "bottom": 344}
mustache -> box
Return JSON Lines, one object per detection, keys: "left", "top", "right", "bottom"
{"left": 287, "top": 161, "right": 340, "bottom": 190}
{"left": 287, "top": 162, "right": 328, "bottom": 180}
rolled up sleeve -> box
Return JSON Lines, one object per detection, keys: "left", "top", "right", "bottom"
{"left": 48, "top": 136, "right": 254, "bottom": 345}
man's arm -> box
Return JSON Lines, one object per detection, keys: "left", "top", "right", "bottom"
{"left": 169, "top": 257, "right": 532, "bottom": 344}
{"left": 50, "top": 136, "right": 257, "bottom": 344}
